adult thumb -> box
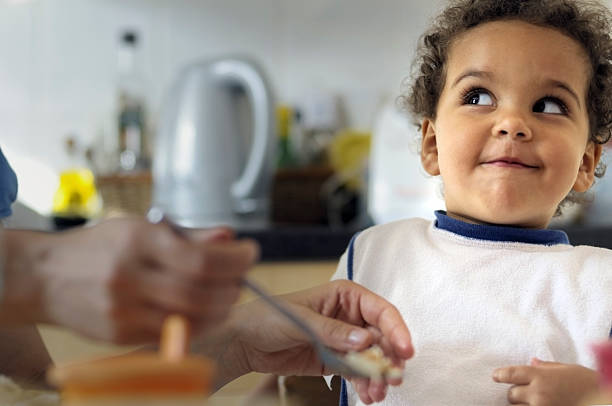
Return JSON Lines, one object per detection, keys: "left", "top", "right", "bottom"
{"left": 308, "top": 312, "right": 373, "bottom": 352}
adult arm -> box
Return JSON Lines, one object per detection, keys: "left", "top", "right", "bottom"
{"left": 0, "top": 325, "right": 53, "bottom": 388}
{"left": 194, "top": 280, "right": 413, "bottom": 394}
{"left": 0, "top": 218, "right": 258, "bottom": 343}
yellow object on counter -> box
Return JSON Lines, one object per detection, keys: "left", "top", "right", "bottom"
{"left": 328, "top": 130, "right": 371, "bottom": 190}
{"left": 52, "top": 169, "right": 101, "bottom": 218}
{"left": 276, "top": 106, "right": 292, "bottom": 140}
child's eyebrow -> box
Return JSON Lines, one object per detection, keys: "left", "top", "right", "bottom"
{"left": 450, "top": 69, "right": 494, "bottom": 88}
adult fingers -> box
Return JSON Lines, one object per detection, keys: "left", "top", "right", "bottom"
{"left": 150, "top": 237, "right": 259, "bottom": 281}
{"left": 336, "top": 281, "right": 413, "bottom": 359}
{"left": 191, "top": 240, "right": 259, "bottom": 279}
{"left": 130, "top": 270, "right": 242, "bottom": 317}
{"left": 366, "top": 379, "right": 388, "bottom": 403}
{"left": 351, "top": 378, "right": 374, "bottom": 405}
{"left": 493, "top": 366, "right": 533, "bottom": 385}
{"left": 130, "top": 220, "right": 256, "bottom": 279}
{"left": 507, "top": 384, "right": 529, "bottom": 404}
{"left": 351, "top": 378, "right": 388, "bottom": 404}
{"left": 299, "top": 310, "right": 374, "bottom": 353}
{"left": 103, "top": 304, "right": 171, "bottom": 345}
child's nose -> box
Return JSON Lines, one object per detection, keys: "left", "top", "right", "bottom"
{"left": 492, "top": 114, "right": 533, "bottom": 141}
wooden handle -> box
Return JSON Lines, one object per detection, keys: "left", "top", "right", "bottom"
{"left": 160, "top": 315, "right": 190, "bottom": 362}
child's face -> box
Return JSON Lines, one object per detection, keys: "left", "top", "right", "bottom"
{"left": 420, "top": 20, "right": 601, "bottom": 228}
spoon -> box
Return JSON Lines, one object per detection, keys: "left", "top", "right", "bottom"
{"left": 146, "top": 208, "right": 370, "bottom": 378}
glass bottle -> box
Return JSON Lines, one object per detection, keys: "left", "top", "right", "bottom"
{"left": 276, "top": 105, "right": 296, "bottom": 168}
{"left": 51, "top": 137, "right": 101, "bottom": 230}
{"left": 117, "top": 30, "right": 148, "bottom": 172}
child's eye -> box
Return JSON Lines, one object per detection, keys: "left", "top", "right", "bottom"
{"left": 533, "top": 97, "right": 567, "bottom": 115}
{"left": 462, "top": 89, "right": 494, "bottom": 106}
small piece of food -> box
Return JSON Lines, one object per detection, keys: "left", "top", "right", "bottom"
{"left": 344, "top": 345, "right": 404, "bottom": 380}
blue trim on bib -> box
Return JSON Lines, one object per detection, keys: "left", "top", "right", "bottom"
{"left": 346, "top": 232, "right": 359, "bottom": 281}
{"left": 340, "top": 379, "right": 348, "bottom": 406}
{"left": 434, "top": 210, "right": 569, "bottom": 245}
{"left": 339, "top": 232, "right": 360, "bottom": 406}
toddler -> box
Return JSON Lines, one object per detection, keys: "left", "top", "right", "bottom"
{"left": 333, "top": 0, "right": 612, "bottom": 404}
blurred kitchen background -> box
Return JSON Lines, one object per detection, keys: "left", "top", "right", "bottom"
{"left": 2, "top": 0, "right": 612, "bottom": 254}
{"left": 0, "top": 0, "right": 455, "bottom": 257}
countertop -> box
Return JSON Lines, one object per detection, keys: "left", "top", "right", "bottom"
{"left": 237, "top": 226, "right": 357, "bottom": 261}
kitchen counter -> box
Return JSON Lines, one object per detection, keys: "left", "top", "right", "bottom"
{"left": 237, "top": 226, "right": 357, "bottom": 261}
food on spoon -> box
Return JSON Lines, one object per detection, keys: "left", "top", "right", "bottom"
{"left": 344, "top": 345, "right": 403, "bottom": 380}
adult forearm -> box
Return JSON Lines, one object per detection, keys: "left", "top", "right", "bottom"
{"left": 0, "top": 229, "right": 48, "bottom": 325}
{"left": 192, "top": 306, "right": 253, "bottom": 391}
{"left": 0, "top": 325, "right": 54, "bottom": 388}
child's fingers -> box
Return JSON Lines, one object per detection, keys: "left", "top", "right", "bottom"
{"left": 492, "top": 366, "right": 533, "bottom": 384}
{"left": 366, "top": 379, "right": 388, "bottom": 403}
{"left": 349, "top": 377, "right": 389, "bottom": 404}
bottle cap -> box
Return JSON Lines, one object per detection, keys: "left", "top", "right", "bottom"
{"left": 121, "top": 31, "right": 138, "bottom": 45}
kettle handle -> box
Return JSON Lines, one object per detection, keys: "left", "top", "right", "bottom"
{"left": 212, "top": 59, "right": 275, "bottom": 214}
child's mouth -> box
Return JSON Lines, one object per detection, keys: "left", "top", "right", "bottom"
{"left": 483, "top": 158, "right": 538, "bottom": 169}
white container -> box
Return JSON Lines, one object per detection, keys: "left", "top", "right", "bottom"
{"left": 368, "top": 101, "right": 445, "bottom": 224}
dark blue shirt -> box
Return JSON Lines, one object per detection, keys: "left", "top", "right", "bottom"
{"left": 0, "top": 148, "right": 17, "bottom": 218}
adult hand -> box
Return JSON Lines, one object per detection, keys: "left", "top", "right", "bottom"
{"left": 0, "top": 217, "right": 258, "bottom": 343}
{"left": 201, "top": 279, "right": 413, "bottom": 403}
{"left": 493, "top": 357, "right": 599, "bottom": 405}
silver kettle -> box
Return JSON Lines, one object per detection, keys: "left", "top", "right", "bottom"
{"left": 152, "top": 57, "right": 276, "bottom": 229}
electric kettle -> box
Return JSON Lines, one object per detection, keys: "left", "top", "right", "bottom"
{"left": 152, "top": 57, "right": 276, "bottom": 229}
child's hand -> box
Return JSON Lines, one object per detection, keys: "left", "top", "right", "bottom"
{"left": 492, "top": 357, "right": 599, "bottom": 405}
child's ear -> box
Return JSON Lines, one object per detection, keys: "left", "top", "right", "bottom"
{"left": 572, "top": 141, "right": 603, "bottom": 193}
{"left": 421, "top": 118, "right": 440, "bottom": 176}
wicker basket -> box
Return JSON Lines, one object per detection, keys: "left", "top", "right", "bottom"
{"left": 96, "top": 171, "right": 152, "bottom": 216}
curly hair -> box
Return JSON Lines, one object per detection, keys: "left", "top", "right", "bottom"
{"left": 402, "top": 0, "right": 612, "bottom": 213}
